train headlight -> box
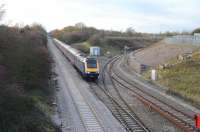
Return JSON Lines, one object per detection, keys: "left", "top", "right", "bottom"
{"left": 86, "top": 72, "right": 90, "bottom": 74}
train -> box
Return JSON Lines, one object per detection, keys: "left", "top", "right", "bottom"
{"left": 54, "top": 39, "right": 99, "bottom": 80}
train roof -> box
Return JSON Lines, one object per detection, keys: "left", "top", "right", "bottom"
{"left": 86, "top": 56, "right": 98, "bottom": 59}
{"left": 54, "top": 38, "right": 86, "bottom": 62}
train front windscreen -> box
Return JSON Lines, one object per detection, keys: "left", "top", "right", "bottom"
{"left": 86, "top": 59, "right": 97, "bottom": 68}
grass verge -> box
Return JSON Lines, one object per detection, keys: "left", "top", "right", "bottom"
{"left": 143, "top": 49, "right": 200, "bottom": 108}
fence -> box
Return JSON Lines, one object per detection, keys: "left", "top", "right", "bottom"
{"left": 165, "top": 35, "right": 200, "bottom": 46}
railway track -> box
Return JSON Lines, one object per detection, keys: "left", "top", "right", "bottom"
{"left": 53, "top": 37, "right": 198, "bottom": 131}
{"left": 51, "top": 39, "right": 106, "bottom": 132}
{"left": 109, "top": 56, "right": 198, "bottom": 132}
{"left": 91, "top": 56, "right": 149, "bottom": 132}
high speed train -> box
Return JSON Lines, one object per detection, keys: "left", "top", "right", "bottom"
{"left": 54, "top": 39, "right": 99, "bottom": 80}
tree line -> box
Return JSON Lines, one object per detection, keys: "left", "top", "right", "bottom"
{"left": 0, "top": 7, "right": 60, "bottom": 132}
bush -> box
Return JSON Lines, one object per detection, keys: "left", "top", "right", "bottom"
{"left": 0, "top": 95, "right": 59, "bottom": 132}
{"left": 88, "top": 34, "right": 102, "bottom": 46}
{"left": 0, "top": 25, "right": 59, "bottom": 132}
{"left": 192, "top": 28, "right": 200, "bottom": 34}
{"left": 50, "top": 24, "right": 160, "bottom": 56}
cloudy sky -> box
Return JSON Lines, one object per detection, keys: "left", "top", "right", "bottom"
{"left": 0, "top": 0, "right": 199, "bottom": 33}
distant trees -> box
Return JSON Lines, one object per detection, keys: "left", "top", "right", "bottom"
{"left": 51, "top": 24, "right": 161, "bottom": 55}
{"left": 51, "top": 23, "right": 92, "bottom": 44}
{"left": 126, "top": 27, "right": 136, "bottom": 36}
{"left": 88, "top": 33, "right": 102, "bottom": 46}
{"left": 75, "top": 22, "right": 86, "bottom": 30}
{"left": 51, "top": 23, "right": 133, "bottom": 45}
{"left": 192, "top": 28, "right": 200, "bottom": 34}
{"left": 0, "top": 4, "right": 5, "bottom": 21}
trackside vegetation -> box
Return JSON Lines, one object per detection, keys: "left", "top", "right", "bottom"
{"left": 0, "top": 25, "right": 60, "bottom": 132}
{"left": 144, "top": 49, "right": 200, "bottom": 108}
{"left": 50, "top": 23, "right": 161, "bottom": 56}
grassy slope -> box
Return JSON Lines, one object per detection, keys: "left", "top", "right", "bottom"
{"left": 145, "top": 49, "right": 200, "bottom": 107}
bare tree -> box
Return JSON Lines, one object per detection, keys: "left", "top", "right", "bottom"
{"left": 0, "top": 4, "right": 5, "bottom": 21}
{"left": 126, "top": 27, "right": 136, "bottom": 36}
{"left": 192, "top": 28, "right": 200, "bottom": 34}
{"left": 75, "top": 22, "right": 86, "bottom": 32}
{"left": 75, "top": 22, "right": 86, "bottom": 28}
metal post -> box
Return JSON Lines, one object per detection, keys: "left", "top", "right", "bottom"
{"left": 124, "top": 46, "right": 129, "bottom": 64}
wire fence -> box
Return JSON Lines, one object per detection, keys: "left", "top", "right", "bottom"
{"left": 165, "top": 35, "right": 200, "bottom": 46}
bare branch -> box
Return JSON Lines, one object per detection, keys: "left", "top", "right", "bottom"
{"left": 0, "top": 4, "right": 5, "bottom": 21}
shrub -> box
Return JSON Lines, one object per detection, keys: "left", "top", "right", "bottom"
{"left": 0, "top": 25, "right": 59, "bottom": 132}
{"left": 192, "top": 28, "right": 200, "bottom": 34}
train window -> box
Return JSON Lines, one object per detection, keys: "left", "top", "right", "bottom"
{"left": 86, "top": 59, "right": 97, "bottom": 68}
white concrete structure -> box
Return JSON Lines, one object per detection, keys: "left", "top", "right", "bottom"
{"left": 151, "top": 69, "right": 157, "bottom": 81}
{"left": 90, "top": 47, "right": 100, "bottom": 56}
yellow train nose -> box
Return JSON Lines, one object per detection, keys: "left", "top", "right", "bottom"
{"left": 86, "top": 68, "right": 99, "bottom": 73}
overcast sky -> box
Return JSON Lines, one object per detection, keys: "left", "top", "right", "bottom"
{"left": 0, "top": 0, "right": 199, "bottom": 33}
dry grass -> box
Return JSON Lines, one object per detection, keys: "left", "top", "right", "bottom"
{"left": 143, "top": 49, "right": 200, "bottom": 107}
